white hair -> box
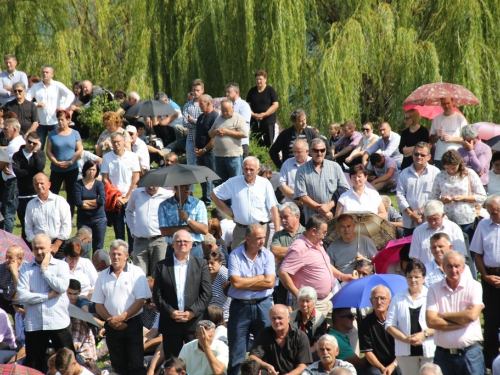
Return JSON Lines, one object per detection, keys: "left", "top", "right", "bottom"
{"left": 296, "top": 286, "right": 318, "bottom": 303}
{"left": 128, "top": 91, "right": 140, "bottom": 101}
{"left": 419, "top": 363, "right": 443, "bottom": 375}
{"left": 94, "top": 250, "right": 111, "bottom": 266}
{"left": 424, "top": 200, "right": 444, "bottom": 216}
{"left": 243, "top": 156, "right": 260, "bottom": 168}
{"left": 317, "top": 334, "right": 338, "bottom": 349}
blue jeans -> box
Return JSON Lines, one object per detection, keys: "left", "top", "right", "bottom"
{"left": 215, "top": 156, "right": 242, "bottom": 184}
{"left": 37, "top": 124, "right": 57, "bottom": 151}
{"left": 1, "top": 178, "right": 18, "bottom": 233}
{"left": 227, "top": 297, "right": 272, "bottom": 375}
{"left": 186, "top": 139, "right": 196, "bottom": 191}
{"left": 77, "top": 217, "right": 107, "bottom": 253}
{"left": 434, "top": 345, "right": 484, "bottom": 375}
{"left": 196, "top": 149, "right": 215, "bottom": 204}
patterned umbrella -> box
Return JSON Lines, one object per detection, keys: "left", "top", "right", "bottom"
{"left": 0, "top": 364, "right": 43, "bottom": 375}
{"left": 0, "top": 230, "right": 34, "bottom": 263}
{"left": 402, "top": 104, "right": 463, "bottom": 120}
{"left": 403, "top": 82, "right": 480, "bottom": 107}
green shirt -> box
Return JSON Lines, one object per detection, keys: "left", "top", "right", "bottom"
{"left": 328, "top": 328, "right": 355, "bottom": 360}
{"left": 271, "top": 224, "right": 306, "bottom": 271}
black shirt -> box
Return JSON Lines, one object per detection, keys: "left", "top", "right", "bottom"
{"left": 246, "top": 85, "right": 279, "bottom": 126}
{"left": 250, "top": 324, "right": 312, "bottom": 373}
{"left": 195, "top": 111, "right": 218, "bottom": 149}
{"left": 4, "top": 99, "right": 38, "bottom": 134}
{"left": 398, "top": 126, "right": 430, "bottom": 170}
{"left": 359, "top": 312, "right": 396, "bottom": 367}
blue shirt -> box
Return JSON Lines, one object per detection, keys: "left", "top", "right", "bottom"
{"left": 48, "top": 129, "right": 81, "bottom": 172}
{"left": 169, "top": 99, "right": 181, "bottom": 111}
{"left": 0, "top": 70, "right": 29, "bottom": 104}
{"left": 233, "top": 98, "right": 251, "bottom": 146}
{"left": 227, "top": 244, "right": 275, "bottom": 300}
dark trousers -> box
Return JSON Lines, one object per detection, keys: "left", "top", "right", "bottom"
{"left": 111, "top": 204, "right": 134, "bottom": 254}
{"left": 196, "top": 149, "right": 215, "bottom": 204}
{"left": 162, "top": 329, "right": 196, "bottom": 359}
{"left": 24, "top": 325, "right": 74, "bottom": 372}
{"left": 251, "top": 121, "right": 274, "bottom": 147}
{"left": 77, "top": 216, "right": 107, "bottom": 252}
{"left": 1, "top": 178, "right": 18, "bottom": 233}
{"left": 106, "top": 315, "right": 146, "bottom": 375}
{"left": 49, "top": 168, "right": 79, "bottom": 217}
{"left": 17, "top": 197, "right": 32, "bottom": 245}
{"left": 482, "top": 275, "right": 500, "bottom": 368}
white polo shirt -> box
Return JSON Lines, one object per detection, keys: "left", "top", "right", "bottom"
{"left": 179, "top": 338, "right": 229, "bottom": 375}
{"left": 338, "top": 187, "right": 381, "bottom": 214}
{"left": 101, "top": 150, "right": 141, "bottom": 196}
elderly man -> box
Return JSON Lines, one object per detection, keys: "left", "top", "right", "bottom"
{"left": 211, "top": 156, "right": 280, "bottom": 249}
{"left": 201, "top": 233, "right": 228, "bottom": 266}
{"left": 303, "top": 334, "right": 357, "bottom": 375}
{"left": 26, "top": 65, "right": 74, "bottom": 150}
{"left": 279, "top": 139, "right": 311, "bottom": 206}
{"left": 178, "top": 320, "right": 228, "bottom": 375}
{"left": 429, "top": 98, "right": 468, "bottom": 170}
{"left": 0, "top": 54, "right": 28, "bottom": 105}
{"left": 153, "top": 229, "right": 212, "bottom": 358}
{"left": 426, "top": 251, "right": 485, "bottom": 375}
{"left": 249, "top": 304, "right": 312, "bottom": 375}
{"left": 226, "top": 224, "right": 276, "bottom": 375}
{"left": 208, "top": 98, "right": 247, "bottom": 183}
{"left": 409, "top": 200, "right": 467, "bottom": 264}
{"left": 126, "top": 185, "right": 172, "bottom": 277}
{"left": 331, "top": 121, "right": 363, "bottom": 169}
{"left": 25, "top": 173, "right": 72, "bottom": 259}
{"left": 92, "top": 239, "right": 151, "bottom": 375}
{"left": 366, "top": 153, "right": 399, "bottom": 192}
{"left": 327, "top": 214, "right": 377, "bottom": 276}
{"left": 126, "top": 125, "right": 150, "bottom": 174}
{"left": 295, "top": 138, "right": 349, "bottom": 222}
{"left": 226, "top": 82, "right": 252, "bottom": 158}
{"left": 470, "top": 194, "right": 500, "bottom": 369}
{"left": 360, "top": 285, "right": 401, "bottom": 375}
{"left": 419, "top": 363, "right": 444, "bottom": 375}
{"left": 183, "top": 79, "right": 204, "bottom": 167}
{"left": 1, "top": 118, "right": 25, "bottom": 233}
{"left": 457, "top": 124, "right": 492, "bottom": 186}
{"left": 4, "top": 81, "right": 38, "bottom": 135}
{"left": 396, "top": 141, "right": 440, "bottom": 236}
{"left": 18, "top": 234, "right": 73, "bottom": 371}
{"left": 92, "top": 250, "right": 111, "bottom": 272}
{"left": 362, "top": 122, "right": 403, "bottom": 169}
{"left": 0, "top": 245, "right": 26, "bottom": 312}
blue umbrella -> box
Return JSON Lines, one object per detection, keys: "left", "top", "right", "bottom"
{"left": 331, "top": 274, "right": 407, "bottom": 309}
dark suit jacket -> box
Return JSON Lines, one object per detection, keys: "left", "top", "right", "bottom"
{"left": 153, "top": 255, "right": 212, "bottom": 335}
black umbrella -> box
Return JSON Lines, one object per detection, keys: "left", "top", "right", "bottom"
{"left": 137, "top": 164, "right": 221, "bottom": 188}
{"left": 125, "top": 99, "right": 177, "bottom": 118}
{"left": 69, "top": 304, "right": 102, "bottom": 327}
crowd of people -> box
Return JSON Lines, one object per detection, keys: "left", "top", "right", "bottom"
{"left": 0, "top": 53, "right": 500, "bottom": 375}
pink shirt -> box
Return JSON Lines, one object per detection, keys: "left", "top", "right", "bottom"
{"left": 279, "top": 234, "right": 334, "bottom": 299}
{"left": 426, "top": 275, "right": 483, "bottom": 348}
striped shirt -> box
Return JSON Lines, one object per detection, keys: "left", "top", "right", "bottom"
{"left": 182, "top": 100, "right": 203, "bottom": 141}
{"left": 210, "top": 266, "right": 231, "bottom": 321}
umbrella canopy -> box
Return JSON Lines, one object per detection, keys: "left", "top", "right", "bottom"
{"left": 331, "top": 274, "right": 407, "bottom": 309}
{"left": 325, "top": 212, "right": 397, "bottom": 250}
{"left": 125, "top": 99, "right": 177, "bottom": 118}
{"left": 472, "top": 122, "right": 500, "bottom": 141}
{"left": 402, "top": 104, "right": 463, "bottom": 120}
{"left": 403, "top": 82, "right": 480, "bottom": 107}
{"left": 0, "top": 230, "right": 34, "bottom": 262}
{"left": 372, "top": 236, "right": 412, "bottom": 274}
{"left": 137, "top": 164, "right": 221, "bottom": 188}
{"left": 0, "top": 364, "right": 44, "bottom": 375}
{"left": 69, "top": 304, "right": 102, "bottom": 327}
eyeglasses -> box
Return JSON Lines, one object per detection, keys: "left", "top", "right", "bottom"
{"left": 13, "top": 90, "right": 24, "bottom": 93}
{"left": 27, "top": 140, "right": 39, "bottom": 146}
{"left": 413, "top": 152, "right": 429, "bottom": 158}
{"left": 404, "top": 117, "right": 411, "bottom": 120}
{"left": 311, "top": 148, "right": 326, "bottom": 154}
{"left": 174, "top": 240, "right": 191, "bottom": 245}
{"left": 339, "top": 314, "right": 356, "bottom": 320}
{"left": 371, "top": 296, "right": 388, "bottom": 301}
{"left": 361, "top": 128, "right": 371, "bottom": 132}
{"left": 111, "top": 139, "right": 124, "bottom": 144}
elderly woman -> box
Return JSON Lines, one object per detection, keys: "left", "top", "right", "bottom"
{"left": 302, "top": 334, "right": 357, "bottom": 375}
{"left": 399, "top": 109, "right": 430, "bottom": 170}
{"left": 95, "top": 111, "right": 131, "bottom": 156}
{"left": 290, "top": 286, "right": 329, "bottom": 360}
{"left": 430, "top": 149, "right": 486, "bottom": 239}
{"left": 335, "top": 164, "right": 387, "bottom": 219}
{"left": 63, "top": 241, "right": 98, "bottom": 298}
{"left": 457, "top": 124, "right": 492, "bottom": 187}
{"left": 204, "top": 250, "right": 231, "bottom": 321}
{"left": 345, "top": 122, "right": 379, "bottom": 165}
{"left": 386, "top": 261, "right": 435, "bottom": 375}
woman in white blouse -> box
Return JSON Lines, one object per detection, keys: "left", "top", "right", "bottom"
{"left": 345, "top": 122, "right": 379, "bottom": 164}
{"left": 386, "top": 261, "right": 435, "bottom": 375}
{"left": 336, "top": 164, "right": 387, "bottom": 219}
{"left": 63, "top": 241, "right": 98, "bottom": 298}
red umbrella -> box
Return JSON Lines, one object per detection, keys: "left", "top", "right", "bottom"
{"left": 403, "top": 104, "right": 463, "bottom": 120}
{"left": 372, "top": 236, "right": 412, "bottom": 274}
{"left": 403, "top": 83, "right": 480, "bottom": 107}
{"left": 472, "top": 122, "right": 500, "bottom": 141}
{"left": 0, "top": 230, "right": 34, "bottom": 263}
{"left": 0, "top": 364, "right": 44, "bottom": 375}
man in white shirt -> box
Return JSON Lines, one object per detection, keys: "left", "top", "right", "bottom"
{"left": 126, "top": 125, "right": 150, "bottom": 174}
{"left": 226, "top": 83, "right": 252, "bottom": 158}
{"left": 0, "top": 54, "right": 28, "bottom": 105}
{"left": 279, "top": 138, "right": 311, "bottom": 205}
{"left": 126, "top": 186, "right": 172, "bottom": 277}
{"left": 26, "top": 65, "right": 74, "bottom": 150}
{"left": 429, "top": 98, "right": 468, "bottom": 170}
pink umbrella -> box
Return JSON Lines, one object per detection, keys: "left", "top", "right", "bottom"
{"left": 472, "top": 122, "right": 500, "bottom": 141}
{"left": 0, "top": 229, "right": 34, "bottom": 263}
{"left": 372, "top": 236, "right": 412, "bottom": 274}
{"left": 403, "top": 104, "right": 463, "bottom": 120}
{"left": 403, "top": 82, "right": 480, "bottom": 107}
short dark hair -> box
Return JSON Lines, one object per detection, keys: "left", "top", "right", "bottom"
{"left": 114, "top": 90, "right": 127, "bottom": 100}
{"left": 254, "top": 70, "right": 267, "bottom": 79}
{"left": 349, "top": 164, "right": 368, "bottom": 177}
{"left": 82, "top": 160, "right": 100, "bottom": 178}
{"left": 290, "top": 109, "right": 306, "bottom": 122}
{"left": 204, "top": 250, "right": 222, "bottom": 264}
{"left": 163, "top": 357, "right": 186, "bottom": 373}
{"left": 68, "top": 279, "right": 81, "bottom": 291}
{"left": 56, "top": 109, "right": 71, "bottom": 120}
{"left": 305, "top": 214, "right": 327, "bottom": 231}
{"left": 336, "top": 213, "right": 355, "bottom": 226}
{"left": 211, "top": 208, "right": 225, "bottom": 221}
{"left": 369, "top": 153, "right": 383, "bottom": 165}
{"left": 26, "top": 132, "right": 40, "bottom": 141}
{"left": 331, "top": 308, "right": 351, "bottom": 324}
{"left": 430, "top": 232, "right": 451, "bottom": 243}
{"left": 63, "top": 241, "right": 82, "bottom": 258}
{"left": 492, "top": 152, "right": 500, "bottom": 164}
{"left": 240, "top": 358, "right": 261, "bottom": 375}
{"left": 404, "top": 260, "right": 426, "bottom": 277}
{"left": 207, "top": 305, "right": 225, "bottom": 327}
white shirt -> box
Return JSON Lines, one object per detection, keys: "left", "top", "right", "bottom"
{"left": 101, "top": 150, "right": 141, "bottom": 196}
{"left": 2, "top": 135, "right": 25, "bottom": 180}
{"left": 66, "top": 257, "right": 98, "bottom": 296}
{"left": 91, "top": 262, "right": 151, "bottom": 317}
{"left": 338, "top": 187, "right": 382, "bottom": 214}
{"left": 488, "top": 170, "right": 500, "bottom": 195}
{"left": 0, "top": 70, "right": 28, "bottom": 104}
{"left": 233, "top": 97, "right": 252, "bottom": 146}
{"left": 470, "top": 218, "right": 500, "bottom": 267}
{"left": 173, "top": 255, "right": 189, "bottom": 311}
{"left": 25, "top": 192, "right": 72, "bottom": 242}
{"left": 26, "top": 79, "right": 75, "bottom": 125}
{"left": 279, "top": 156, "right": 311, "bottom": 203}
{"left": 125, "top": 187, "right": 173, "bottom": 237}
{"left": 132, "top": 137, "right": 150, "bottom": 171}
{"left": 179, "top": 338, "right": 229, "bottom": 375}
{"left": 220, "top": 218, "right": 236, "bottom": 246}
{"left": 430, "top": 112, "right": 468, "bottom": 161}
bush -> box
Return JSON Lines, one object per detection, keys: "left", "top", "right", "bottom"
{"left": 78, "top": 95, "right": 121, "bottom": 139}
{"left": 248, "top": 135, "right": 274, "bottom": 167}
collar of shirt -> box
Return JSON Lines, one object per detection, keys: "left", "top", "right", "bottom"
{"left": 30, "top": 255, "right": 57, "bottom": 267}
{"left": 109, "top": 262, "right": 130, "bottom": 274}
{"left": 173, "top": 254, "right": 190, "bottom": 266}
{"left": 293, "top": 156, "right": 311, "bottom": 167}
{"left": 42, "top": 79, "right": 54, "bottom": 88}
{"left": 299, "top": 234, "right": 323, "bottom": 250}
{"left": 440, "top": 274, "right": 466, "bottom": 292}
{"left": 35, "top": 191, "right": 56, "bottom": 204}
{"left": 488, "top": 219, "right": 500, "bottom": 227}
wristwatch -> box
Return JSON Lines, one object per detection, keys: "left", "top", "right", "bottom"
{"left": 186, "top": 218, "right": 192, "bottom": 225}
{"left": 423, "top": 330, "right": 429, "bottom": 338}
{"left": 41, "top": 266, "right": 49, "bottom": 273}
{"left": 202, "top": 148, "right": 207, "bottom": 153}
{"left": 417, "top": 210, "right": 423, "bottom": 216}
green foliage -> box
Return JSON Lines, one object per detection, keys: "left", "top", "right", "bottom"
{"left": 248, "top": 136, "right": 274, "bottom": 167}
{"left": 77, "top": 96, "right": 121, "bottom": 139}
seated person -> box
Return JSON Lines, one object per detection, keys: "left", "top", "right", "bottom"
{"left": 67, "top": 279, "right": 90, "bottom": 312}
{"left": 386, "top": 244, "right": 412, "bottom": 276}
{"left": 488, "top": 152, "right": 500, "bottom": 195}
{"left": 178, "top": 320, "right": 228, "bottom": 375}
{"left": 92, "top": 250, "right": 111, "bottom": 272}
{"left": 327, "top": 214, "right": 377, "bottom": 276}
{"left": 240, "top": 358, "right": 262, "bottom": 375}
{"left": 353, "top": 259, "right": 374, "bottom": 279}
{"left": 249, "top": 304, "right": 312, "bottom": 374}
{"left": 366, "top": 153, "right": 399, "bottom": 192}
{"left": 0, "top": 245, "right": 27, "bottom": 314}
{"left": 302, "top": 334, "right": 356, "bottom": 375}
{"left": 159, "top": 357, "right": 187, "bottom": 375}
{"left": 207, "top": 305, "right": 227, "bottom": 344}
{"left": 381, "top": 195, "right": 403, "bottom": 227}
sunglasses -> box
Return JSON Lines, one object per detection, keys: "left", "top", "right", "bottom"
{"left": 361, "top": 128, "right": 371, "bottom": 131}
{"left": 311, "top": 148, "right": 326, "bottom": 154}
{"left": 13, "top": 90, "right": 24, "bottom": 93}
{"left": 413, "top": 152, "right": 429, "bottom": 158}
{"left": 340, "top": 314, "right": 356, "bottom": 320}
{"left": 27, "top": 140, "right": 39, "bottom": 146}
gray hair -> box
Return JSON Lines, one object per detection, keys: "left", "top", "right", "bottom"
{"left": 296, "top": 286, "right": 318, "bottom": 303}
{"left": 259, "top": 164, "right": 274, "bottom": 176}
{"left": 109, "top": 239, "right": 129, "bottom": 253}
{"left": 419, "top": 363, "right": 443, "bottom": 375}
{"left": 94, "top": 250, "right": 111, "bottom": 266}
{"left": 110, "top": 132, "right": 124, "bottom": 141}
{"left": 329, "top": 369, "right": 351, "bottom": 375}
{"left": 461, "top": 125, "right": 478, "bottom": 140}
{"left": 202, "top": 233, "right": 217, "bottom": 246}
{"left": 128, "top": 91, "right": 140, "bottom": 101}
{"left": 12, "top": 81, "right": 26, "bottom": 90}
{"left": 370, "top": 284, "right": 392, "bottom": 299}
{"left": 76, "top": 227, "right": 92, "bottom": 239}
{"left": 310, "top": 137, "right": 326, "bottom": 149}
{"left": 225, "top": 82, "right": 240, "bottom": 94}
{"left": 243, "top": 156, "right": 260, "bottom": 168}
{"left": 200, "top": 94, "right": 213, "bottom": 104}
{"left": 172, "top": 230, "right": 192, "bottom": 243}
{"left": 41, "top": 65, "right": 54, "bottom": 74}
{"left": 293, "top": 138, "right": 309, "bottom": 150}
{"left": 317, "top": 334, "right": 338, "bottom": 349}
{"left": 220, "top": 98, "right": 234, "bottom": 107}
{"left": 279, "top": 202, "right": 300, "bottom": 217}
{"left": 196, "top": 320, "right": 215, "bottom": 333}
{"left": 380, "top": 195, "right": 391, "bottom": 207}
{"left": 486, "top": 194, "right": 500, "bottom": 208}
{"left": 429, "top": 232, "right": 451, "bottom": 245}
{"left": 4, "top": 118, "right": 20, "bottom": 132}
{"left": 424, "top": 200, "right": 444, "bottom": 216}
{"left": 442, "top": 250, "right": 465, "bottom": 267}
{"left": 155, "top": 92, "right": 168, "bottom": 101}
{"left": 245, "top": 224, "right": 265, "bottom": 237}
{"left": 33, "top": 233, "right": 51, "bottom": 245}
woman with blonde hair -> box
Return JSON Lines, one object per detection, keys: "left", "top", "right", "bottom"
{"left": 95, "top": 111, "right": 131, "bottom": 156}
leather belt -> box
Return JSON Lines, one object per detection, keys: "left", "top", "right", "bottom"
{"left": 235, "top": 221, "right": 270, "bottom": 228}
{"left": 135, "top": 235, "right": 162, "bottom": 241}
{"left": 486, "top": 266, "right": 500, "bottom": 275}
{"left": 436, "top": 342, "right": 480, "bottom": 355}
{"left": 232, "top": 297, "right": 269, "bottom": 305}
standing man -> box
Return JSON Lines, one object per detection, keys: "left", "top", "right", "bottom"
{"left": 4, "top": 81, "right": 38, "bottom": 135}
{"left": 279, "top": 138, "right": 311, "bottom": 205}
{"left": 126, "top": 185, "right": 172, "bottom": 278}
{"left": 92, "top": 239, "right": 152, "bottom": 375}
{"left": 0, "top": 54, "right": 28, "bottom": 105}
{"left": 183, "top": 79, "right": 204, "bottom": 167}
{"left": 331, "top": 121, "right": 362, "bottom": 168}
{"left": 195, "top": 94, "right": 217, "bottom": 205}
{"left": 26, "top": 65, "right": 75, "bottom": 150}
{"left": 126, "top": 125, "right": 150, "bottom": 175}
{"left": 396, "top": 142, "right": 440, "bottom": 236}
{"left": 226, "top": 83, "right": 252, "bottom": 158}
{"left": 208, "top": 98, "right": 248, "bottom": 183}
{"left": 153, "top": 229, "right": 212, "bottom": 358}
{"left": 294, "top": 138, "right": 349, "bottom": 222}
{"left": 211, "top": 156, "right": 280, "bottom": 249}
{"left": 226, "top": 224, "right": 276, "bottom": 375}
{"left": 362, "top": 122, "right": 403, "bottom": 169}
{"left": 17, "top": 233, "right": 73, "bottom": 371}
{"left": 426, "top": 251, "right": 485, "bottom": 374}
